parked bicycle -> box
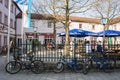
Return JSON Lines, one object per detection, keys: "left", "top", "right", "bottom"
{"left": 53, "top": 52, "right": 83, "bottom": 73}
{"left": 5, "top": 47, "right": 45, "bottom": 74}
{"left": 82, "top": 52, "right": 115, "bottom": 74}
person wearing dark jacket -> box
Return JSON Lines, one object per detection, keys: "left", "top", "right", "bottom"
{"left": 97, "top": 41, "right": 102, "bottom": 53}
{"left": 97, "top": 41, "right": 106, "bottom": 57}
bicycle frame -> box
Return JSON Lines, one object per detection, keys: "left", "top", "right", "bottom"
{"left": 21, "top": 54, "right": 35, "bottom": 69}
{"left": 59, "top": 56, "right": 78, "bottom": 69}
{"left": 82, "top": 53, "right": 114, "bottom": 74}
{"left": 87, "top": 54, "right": 111, "bottom": 69}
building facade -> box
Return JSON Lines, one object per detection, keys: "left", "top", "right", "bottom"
{"left": 15, "top": 13, "right": 102, "bottom": 44}
{"left": 0, "top": 0, "right": 21, "bottom": 47}
{"left": 0, "top": 1, "right": 119, "bottom": 51}
{"left": 16, "top": 14, "right": 120, "bottom": 45}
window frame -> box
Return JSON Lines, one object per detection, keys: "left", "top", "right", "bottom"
{"left": 114, "top": 25, "right": 116, "bottom": 30}
{"left": 0, "top": 35, "right": 1, "bottom": 47}
{"left": 5, "top": 0, "right": 8, "bottom": 8}
{"left": 4, "top": 36, "right": 7, "bottom": 45}
{"left": 10, "top": 18, "right": 13, "bottom": 28}
{"left": 14, "top": 7, "right": 16, "bottom": 15}
{"left": 4, "top": 15, "right": 8, "bottom": 25}
{"left": 31, "top": 20, "right": 35, "bottom": 27}
{"left": 48, "top": 21, "right": 52, "bottom": 28}
{"left": 11, "top": 3, "right": 13, "bottom": 13}
{"left": 79, "top": 24, "right": 82, "bottom": 29}
{"left": 0, "top": 11, "right": 2, "bottom": 23}
{"left": 92, "top": 25, "right": 95, "bottom": 30}
{"left": 0, "top": 0, "right": 2, "bottom": 3}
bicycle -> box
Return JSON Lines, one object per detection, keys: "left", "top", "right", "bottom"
{"left": 53, "top": 52, "right": 83, "bottom": 73}
{"left": 82, "top": 52, "right": 115, "bottom": 75}
{"left": 5, "top": 47, "right": 45, "bottom": 74}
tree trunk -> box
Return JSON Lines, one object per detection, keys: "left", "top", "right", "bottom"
{"left": 105, "top": 22, "right": 110, "bottom": 47}
{"left": 64, "top": 0, "right": 70, "bottom": 55}
{"left": 53, "top": 20, "right": 56, "bottom": 44}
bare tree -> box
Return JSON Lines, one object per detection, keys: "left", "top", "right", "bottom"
{"left": 32, "top": 0, "right": 94, "bottom": 55}
{"left": 91, "top": 0, "right": 120, "bottom": 48}
{"left": 91, "top": 0, "right": 120, "bottom": 29}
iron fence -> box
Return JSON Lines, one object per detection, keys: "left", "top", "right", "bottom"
{"left": 12, "top": 40, "right": 120, "bottom": 66}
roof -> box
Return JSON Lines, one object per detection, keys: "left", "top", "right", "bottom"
{"left": 16, "top": 13, "right": 120, "bottom": 25}
{"left": 70, "top": 16, "right": 100, "bottom": 24}
{"left": 12, "top": 1, "right": 22, "bottom": 12}
{"left": 16, "top": 13, "right": 55, "bottom": 20}
{"left": 16, "top": 13, "right": 101, "bottom": 24}
{"left": 109, "top": 17, "right": 120, "bottom": 25}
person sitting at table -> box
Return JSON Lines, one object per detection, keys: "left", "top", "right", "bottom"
{"left": 97, "top": 41, "right": 102, "bottom": 53}
{"left": 96, "top": 41, "right": 106, "bottom": 57}
{"left": 86, "top": 41, "right": 91, "bottom": 53}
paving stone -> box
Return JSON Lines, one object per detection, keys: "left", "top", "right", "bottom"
{"left": 0, "top": 56, "right": 120, "bottom": 80}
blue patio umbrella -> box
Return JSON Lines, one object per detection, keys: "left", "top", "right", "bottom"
{"left": 59, "top": 29, "right": 97, "bottom": 37}
{"left": 59, "top": 29, "right": 85, "bottom": 37}
{"left": 97, "top": 30, "right": 120, "bottom": 37}
{"left": 82, "top": 30, "right": 97, "bottom": 36}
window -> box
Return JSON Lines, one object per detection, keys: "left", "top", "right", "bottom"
{"left": 48, "top": 21, "right": 52, "bottom": 28}
{"left": 10, "top": 19, "right": 13, "bottom": 28}
{"left": 79, "top": 24, "right": 82, "bottom": 29}
{"left": 31, "top": 20, "right": 35, "bottom": 27}
{"left": 18, "top": 38, "right": 22, "bottom": 47}
{"left": 0, "top": 0, "right": 2, "bottom": 3}
{"left": 114, "top": 25, "right": 116, "bottom": 30}
{"left": 11, "top": 4, "right": 13, "bottom": 13}
{"left": 0, "top": 11, "right": 2, "bottom": 23}
{"left": 14, "top": 7, "right": 16, "bottom": 15}
{"left": 14, "top": 21, "right": 15, "bottom": 29}
{"left": 92, "top": 25, "right": 95, "bottom": 30}
{"left": 4, "top": 36, "right": 7, "bottom": 45}
{"left": 4, "top": 15, "right": 8, "bottom": 25}
{"left": 44, "top": 38, "right": 53, "bottom": 45}
{"left": 5, "top": 0, "right": 8, "bottom": 8}
{"left": 0, "top": 35, "right": 1, "bottom": 47}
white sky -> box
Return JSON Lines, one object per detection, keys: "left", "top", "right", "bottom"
{"left": 18, "top": 0, "right": 94, "bottom": 18}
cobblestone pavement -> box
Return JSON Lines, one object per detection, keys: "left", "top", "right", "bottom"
{"left": 0, "top": 56, "right": 120, "bottom": 80}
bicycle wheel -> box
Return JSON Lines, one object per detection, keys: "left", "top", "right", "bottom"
{"left": 53, "top": 62, "right": 64, "bottom": 73}
{"left": 82, "top": 61, "right": 91, "bottom": 75}
{"left": 5, "top": 61, "right": 21, "bottom": 74}
{"left": 31, "top": 60, "right": 44, "bottom": 74}
{"left": 74, "top": 62, "right": 83, "bottom": 73}
{"left": 103, "top": 59, "right": 115, "bottom": 73}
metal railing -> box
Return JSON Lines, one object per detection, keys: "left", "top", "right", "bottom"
{"left": 2, "top": 40, "right": 120, "bottom": 73}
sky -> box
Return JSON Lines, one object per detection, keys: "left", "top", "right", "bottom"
{"left": 17, "top": 0, "right": 94, "bottom": 18}
{"left": 16, "top": 0, "right": 120, "bottom": 19}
